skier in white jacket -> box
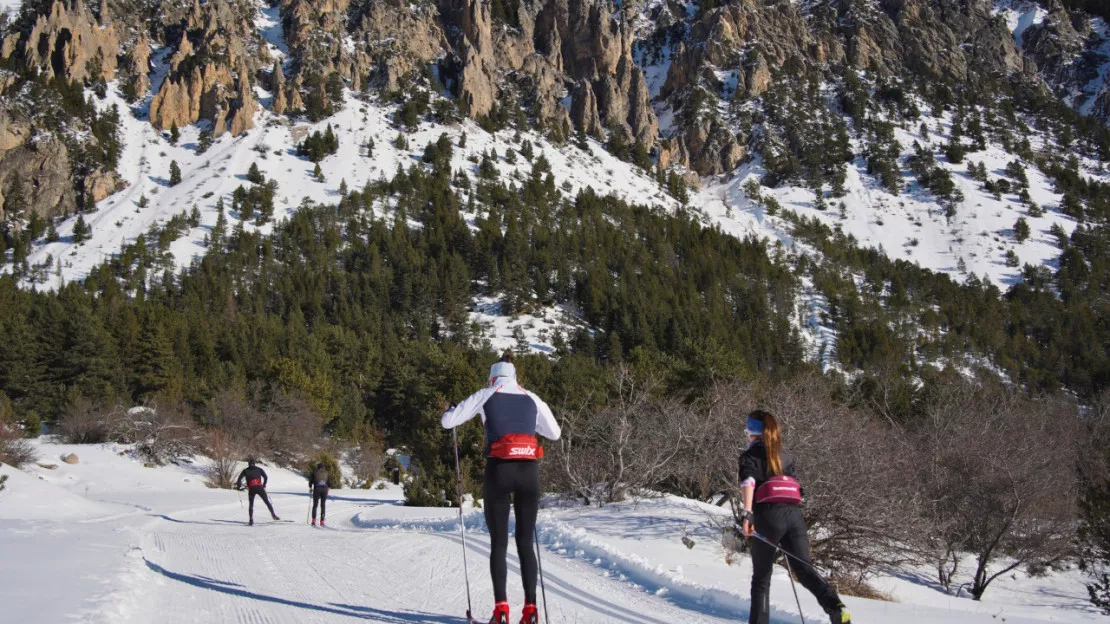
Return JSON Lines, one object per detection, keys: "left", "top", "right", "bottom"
{"left": 441, "top": 351, "right": 561, "bottom": 624}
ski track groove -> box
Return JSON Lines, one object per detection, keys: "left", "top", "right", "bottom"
{"left": 120, "top": 492, "right": 749, "bottom": 624}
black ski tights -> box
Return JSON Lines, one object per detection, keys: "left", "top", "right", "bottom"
{"left": 749, "top": 505, "right": 841, "bottom": 624}
{"left": 484, "top": 459, "right": 540, "bottom": 604}
{"left": 248, "top": 487, "right": 276, "bottom": 520}
{"left": 312, "top": 486, "right": 329, "bottom": 521}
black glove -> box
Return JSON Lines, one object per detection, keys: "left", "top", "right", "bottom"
{"left": 737, "top": 509, "right": 754, "bottom": 524}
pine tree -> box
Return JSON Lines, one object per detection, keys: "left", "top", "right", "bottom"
{"left": 169, "top": 122, "right": 180, "bottom": 145}
{"left": 137, "top": 193, "right": 149, "bottom": 209}
{"left": 247, "top": 162, "right": 264, "bottom": 185}
{"left": 1014, "top": 217, "right": 1031, "bottom": 243}
{"left": 46, "top": 219, "right": 59, "bottom": 242}
{"left": 339, "top": 178, "right": 349, "bottom": 196}
{"left": 131, "top": 320, "right": 175, "bottom": 400}
{"left": 169, "top": 161, "right": 182, "bottom": 186}
{"left": 3, "top": 177, "right": 27, "bottom": 223}
{"left": 313, "top": 163, "right": 325, "bottom": 182}
{"left": 211, "top": 198, "right": 227, "bottom": 246}
{"left": 188, "top": 205, "right": 201, "bottom": 228}
{"left": 366, "top": 137, "right": 375, "bottom": 158}
{"left": 197, "top": 129, "right": 213, "bottom": 154}
{"left": 72, "top": 215, "right": 91, "bottom": 243}
{"left": 575, "top": 125, "right": 589, "bottom": 151}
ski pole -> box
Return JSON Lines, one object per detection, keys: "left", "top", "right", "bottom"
{"left": 751, "top": 532, "right": 828, "bottom": 580}
{"left": 535, "top": 525, "right": 549, "bottom": 624}
{"left": 781, "top": 551, "right": 807, "bottom": 624}
{"left": 452, "top": 428, "right": 475, "bottom": 622}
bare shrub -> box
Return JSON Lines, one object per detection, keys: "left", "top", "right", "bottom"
{"left": 0, "top": 425, "right": 37, "bottom": 467}
{"left": 913, "top": 376, "right": 1079, "bottom": 600}
{"left": 353, "top": 438, "right": 386, "bottom": 488}
{"left": 116, "top": 403, "right": 202, "bottom": 465}
{"left": 205, "top": 389, "right": 321, "bottom": 466}
{"left": 203, "top": 428, "right": 239, "bottom": 489}
{"left": 760, "top": 373, "right": 924, "bottom": 576}
{"left": 552, "top": 367, "right": 694, "bottom": 505}
{"left": 58, "top": 397, "right": 124, "bottom": 444}
{"left": 828, "top": 572, "right": 895, "bottom": 601}
{"left": 669, "top": 379, "right": 754, "bottom": 502}
{"left": 1080, "top": 389, "right": 1110, "bottom": 614}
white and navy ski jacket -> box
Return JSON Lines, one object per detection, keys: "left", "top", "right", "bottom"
{"left": 441, "top": 379, "right": 561, "bottom": 458}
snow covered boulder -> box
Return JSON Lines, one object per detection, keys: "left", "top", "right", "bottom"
{"left": 61, "top": 453, "right": 79, "bottom": 464}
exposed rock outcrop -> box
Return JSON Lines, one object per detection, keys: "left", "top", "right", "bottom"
{"left": 150, "top": 63, "right": 237, "bottom": 131}
{"left": 229, "top": 65, "right": 258, "bottom": 136}
{"left": 3, "top": 0, "right": 119, "bottom": 82}
{"left": 1022, "top": 1, "right": 1091, "bottom": 88}
{"left": 0, "top": 130, "right": 76, "bottom": 222}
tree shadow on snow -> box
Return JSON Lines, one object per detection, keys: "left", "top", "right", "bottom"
{"left": 143, "top": 558, "right": 461, "bottom": 623}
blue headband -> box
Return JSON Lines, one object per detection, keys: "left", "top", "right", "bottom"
{"left": 746, "top": 416, "right": 764, "bottom": 436}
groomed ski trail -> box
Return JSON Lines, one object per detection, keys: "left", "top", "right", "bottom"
{"left": 125, "top": 491, "right": 745, "bottom": 624}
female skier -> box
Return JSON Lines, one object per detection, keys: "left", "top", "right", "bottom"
{"left": 739, "top": 410, "right": 851, "bottom": 624}
{"left": 441, "top": 351, "right": 561, "bottom": 624}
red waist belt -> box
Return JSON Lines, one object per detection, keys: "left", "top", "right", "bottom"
{"left": 754, "top": 475, "right": 802, "bottom": 504}
{"left": 488, "top": 434, "right": 543, "bottom": 460}
{"left": 248, "top": 478, "right": 263, "bottom": 488}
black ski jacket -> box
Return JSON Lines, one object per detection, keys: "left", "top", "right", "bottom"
{"left": 739, "top": 440, "right": 797, "bottom": 493}
{"left": 236, "top": 465, "right": 268, "bottom": 489}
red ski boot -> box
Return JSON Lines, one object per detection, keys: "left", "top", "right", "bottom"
{"left": 519, "top": 603, "right": 538, "bottom": 624}
{"left": 311, "top": 519, "right": 316, "bottom": 526}
{"left": 320, "top": 519, "right": 325, "bottom": 527}
{"left": 488, "top": 601, "right": 510, "bottom": 624}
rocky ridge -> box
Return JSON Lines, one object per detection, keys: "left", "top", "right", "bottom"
{"left": 0, "top": 0, "right": 1109, "bottom": 224}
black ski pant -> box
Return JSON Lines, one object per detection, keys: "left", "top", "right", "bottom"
{"left": 312, "top": 485, "right": 329, "bottom": 521}
{"left": 248, "top": 486, "right": 276, "bottom": 520}
{"left": 749, "top": 504, "right": 841, "bottom": 624}
{"left": 484, "top": 458, "right": 540, "bottom": 604}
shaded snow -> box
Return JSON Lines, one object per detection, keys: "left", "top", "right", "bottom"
{"left": 256, "top": 0, "right": 289, "bottom": 61}
{"left": 469, "top": 295, "right": 591, "bottom": 355}
{"left": 994, "top": 0, "right": 1047, "bottom": 48}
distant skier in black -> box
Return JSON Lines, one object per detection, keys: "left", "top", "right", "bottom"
{"left": 739, "top": 410, "right": 851, "bottom": 624}
{"left": 236, "top": 459, "right": 280, "bottom": 526}
{"left": 308, "top": 462, "right": 329, "bottom": 527}
{"left": 441, "top": 351, "right": 561, "bottom": 624}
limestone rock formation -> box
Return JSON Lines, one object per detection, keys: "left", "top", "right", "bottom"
{"left": 150, "top": 63, "right": 237, "bottom": 131}
{"left": 4, "top": 0, "right": 119, "bottom": 82}
{"left": 229, "top": 66, "right": 258, "bottom": 136}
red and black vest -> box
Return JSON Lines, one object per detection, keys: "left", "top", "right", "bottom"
{"left": 484, "top": 390, "right": 543, "bottom": 460}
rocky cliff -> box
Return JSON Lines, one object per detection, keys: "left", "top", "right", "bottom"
{"left": 1, "top": 0, "right": 1110, "bottom": 225}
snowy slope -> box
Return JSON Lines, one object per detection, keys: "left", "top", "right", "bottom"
{"left": 0, "top": 440, "right": 1101, "bottom": 624}
{"left": 15, "top": 82, "right": 674, "bottom": 294}
{"left": 696, "top": 112, "right": 1077, "bottom": 287}
{"left": 0, "top": 0, "right": 21, "bottom": 18}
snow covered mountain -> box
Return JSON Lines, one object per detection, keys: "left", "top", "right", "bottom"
{"left": 0, "top": 0, "right": 1108, "bottom": 371}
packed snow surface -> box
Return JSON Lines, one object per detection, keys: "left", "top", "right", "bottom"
{"left": 0, "top": 440, "right": 1101, "bottom": 623}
